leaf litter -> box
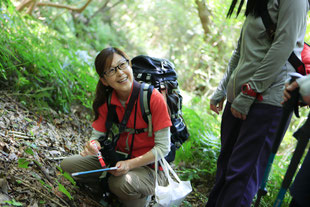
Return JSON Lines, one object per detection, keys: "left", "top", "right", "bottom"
{"left": 0, "top": 92, "right": 103, "bottom": 207}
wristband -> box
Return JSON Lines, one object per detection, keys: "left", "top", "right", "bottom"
{"left": 241, "top": 83, "right": 263, "bottom": 101}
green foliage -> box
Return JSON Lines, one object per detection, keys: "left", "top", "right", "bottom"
{"left": 3, "top": 199, "right": 23, "bottom": 206}
{"left": 2, "top": 1, "right": 310, "bottom": 206}
{"left": 39, "top": 179, "right": 52, "bottom": 191}
{"left": 109, "top": 0, "right": 244, "bottom": 95}
{"left": 63, "top": 171, "right": 76, "bottom": 186}
{"left": 57, "top": 165, "right": 76, "bottom": 185}
{"left": 57, "top": 181, "right": 73, "bottom": 200}
{"left": 0, "top": 4, "right": 96, "bottom": 113}
{"left": 25, "top": 147, "right": 34, "bottom": 155}
{"left": 18, "top": 158, "right": 30, "bottom": 168}
{"left": 175, "top": 95, "right": 220, "bottom": 182}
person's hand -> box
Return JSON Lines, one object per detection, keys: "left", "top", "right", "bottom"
{"left": 282, "top": 81, "right": 310, "bottom": 105}
{"left": 231, "top": 106, "right": 246, "bottom": 120}
{"left": 109, "top": 160, "right": 131, "bottom": 176}
{"left": 282, "top": 81, "right": 299, "bottom": 104}
{"left": 210, "top": 98, "right": 226, "bottom": 115}
{"left": 80, "top": 140, "right": 101, "bottom": 157}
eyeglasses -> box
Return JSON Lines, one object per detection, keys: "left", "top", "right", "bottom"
{"left": 103, "top": 59, "right": 129, "bottom": 77}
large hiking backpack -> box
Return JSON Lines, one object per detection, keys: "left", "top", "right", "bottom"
{"left": 301, "top": 42, "right": 310, "bottom": 74}
{"left": 131, "top": 55, "right": 189, "bottom": 161}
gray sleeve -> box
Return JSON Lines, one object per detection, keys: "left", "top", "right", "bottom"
{"left": 297, "top": 75, "right": 310, "bottom": 96}
{"left": 151, "top": 127, "right": 171, "bottom": 160}
{"left": 89, "top": 128, "right": 106, "bottom": 141}
{"left": 248, "top": 0, "right": 308, "bottom": 93}
{"left": 210, "top": 35, "right": 241, "bottom": 105}
{"left": 232, "top": 0, "right": 308, "bottom": 115}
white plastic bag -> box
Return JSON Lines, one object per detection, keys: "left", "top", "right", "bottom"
{"left": 154, "top": 150, "right": 192, "bottom": 207}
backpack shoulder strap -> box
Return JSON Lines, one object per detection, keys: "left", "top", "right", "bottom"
{"left": 106, "top": 81, "right": 141, "bottom": 134}
{"left": 119, "top": 80, "right": 141, "bottom": 133}
{"left": 260, "top": 3, "right": 276, "bottom": 40}
{"left": 105, "top": 94, "right": 119, "bottom": 134}
{"left": 140, "top": 83, "right": 154, "bottom": 137}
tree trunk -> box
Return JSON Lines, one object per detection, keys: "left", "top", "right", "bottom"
{"left": 195, "top": 0, "right": 211, "bottom": 39}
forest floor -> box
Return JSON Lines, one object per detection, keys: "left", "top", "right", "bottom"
{"left": 0, "top": 91, "right": 208, "bottom": 207}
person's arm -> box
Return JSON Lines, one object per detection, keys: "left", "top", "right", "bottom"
{"left": 232, "top": 0, "right": 308, "bottom": 115}
{"left": 151, "top": 127, "right": 170, "bottom": 158}
{"left": 210, "top": 34, "right": 241, "bottom": 114}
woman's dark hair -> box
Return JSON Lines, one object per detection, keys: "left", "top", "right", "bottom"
{"left": 93, "top": 47, "right": 130, "bottom": 120}
{"left": 227, "top": 0, "right": 269, "bottom": 18}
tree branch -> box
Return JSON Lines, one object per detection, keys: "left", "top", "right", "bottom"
{"left": 16, "top": 0, "right": 32, "bottom": 12}
{"left": 26, "top": 0, "right": 37, "bottom": 15}
{"left": 16, "top": 0, "right": 93, "bottom": 15}
{"left": 36, "top": 0, "right": 92, "bottom": 13}
{"left": 85, "top": 0, "right": 123, "bottom": 25}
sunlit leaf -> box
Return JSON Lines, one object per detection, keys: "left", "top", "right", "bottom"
{"left": 63, "top": 171, "right": 76, "bottom": 186}
{"left": 57, "top": 182, "right": 73, "bottom": 200}
{"left": 4, "top": 199, "right": 23, "bottom": 206}
{"left": 18, "top": 158, "right": 30, "bottom": 168}
{"left": 25, "top": 147, "right": 34, "bottom": 155}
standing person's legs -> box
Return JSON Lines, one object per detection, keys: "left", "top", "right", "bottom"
{"left": 215, "top": 103, "right": 282, "bottom": 207}
{"left": 206, "top": 102, "right": 242, "bottom": 207}
{"left": 108, "top": 166, "right": 167, "bottom": 207}
{"left": 60, "top": 155, "right": 103, "bottom": 192}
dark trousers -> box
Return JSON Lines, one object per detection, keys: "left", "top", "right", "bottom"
{"left": 206, "top": 102, "right": 282, "bottom": 207}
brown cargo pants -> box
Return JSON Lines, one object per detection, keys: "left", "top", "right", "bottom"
{"left": 60, "top": 155, "right": 167, "bottom": 207}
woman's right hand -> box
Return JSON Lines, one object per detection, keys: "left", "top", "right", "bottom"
{"left": 80, "top": 140, "right": 101, "bottom": 157}
{"left": 210, "top": 98, "right": 225, "bottom": 115}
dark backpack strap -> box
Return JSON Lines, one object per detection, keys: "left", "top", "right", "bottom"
{"left": 104, "top": 81, "right": 141, "bottom": 147}
{"left": 288, "top": 50, "right": 306, "bottom": 75}
{"left": 128, "top": 99, "right": 139, "bottom": 158}
{"left": 260, "top": 5, "right": 276, "bottom": 40}
{"left": 118, "top": 80, "right": 141, "bottom": 133}
{"left": 105, "top": 96, "right": 119, "bottom": 138}
{"left": 260, "top": 3, "right": 306, "bottom": 75}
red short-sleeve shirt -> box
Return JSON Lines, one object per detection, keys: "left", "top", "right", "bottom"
{"left": 92, "top": 85, "right": 172, "bottom": 158}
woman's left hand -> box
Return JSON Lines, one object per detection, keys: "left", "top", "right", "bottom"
{"left": 109, "top": 160, "right": 131, "bottom": 176}
{"left": 231, "top": 106, "right": 246, "bottom": 120}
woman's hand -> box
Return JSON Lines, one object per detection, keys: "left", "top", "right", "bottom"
{"left": 231, "top": 106, "right": 246, "bottom": 120}
{"left": 282, "top": 81, "right": 299, "bottom": 104}
{"left": 282, "top": 81, "right": 310, "bottom": 105}
{"left": 80, "top": 140, "right": 101, "bottom": 157}
{"left": 109, "top": 160, "right": 131, "bottom": 176}
{"left": 210, "top": 98, "right": 226, "bottom": 115}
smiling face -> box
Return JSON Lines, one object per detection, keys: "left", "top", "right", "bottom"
{"left": 100, "top": 53, "right": 134, "bottom": 101}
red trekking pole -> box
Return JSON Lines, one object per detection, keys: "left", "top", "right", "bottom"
{"left": 91, "top": 140, "right": 106, "bottom": 168}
